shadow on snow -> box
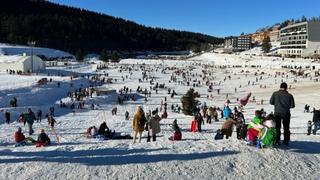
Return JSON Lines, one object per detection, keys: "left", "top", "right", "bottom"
{"left": 0, "top": 147, "right": 239, "bottom": 166}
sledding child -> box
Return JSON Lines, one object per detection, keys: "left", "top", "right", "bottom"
{"left": 220, "top": 113, "right": 237, "bottom": 139}
{"left": 14, "top": 127, "right": 36, "bottom": 146}
{"left": 246, "top": 110, "right": 263, "bottom": 145}
{"left": 169, "top": 119, "right": 182, "bottom": 141}
{"left": 86, "top": 126, "right": 98, "bottom": 138}
{"left": 36, "top": 129, "right": 51, "bottom": 147}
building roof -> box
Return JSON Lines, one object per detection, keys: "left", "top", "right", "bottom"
{"left": 0, "top": 55, "right": 38, "bottom": 64}
{"left": 0, "top": 44, "right": 73, "bottom": 58}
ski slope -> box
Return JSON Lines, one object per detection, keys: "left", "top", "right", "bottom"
{"left": 0, "top": 53, "right": 319, "bottom": 180}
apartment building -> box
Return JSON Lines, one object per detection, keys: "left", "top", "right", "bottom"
{"left": 224, "top": 36, "right": 251, "bottom": 51}
{"left": 278, "top": 20, "right": 320, "bottom": 57}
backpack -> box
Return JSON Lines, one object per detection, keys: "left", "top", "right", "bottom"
{"left": 139, "top": 114, "right": 147, "bottom": 127}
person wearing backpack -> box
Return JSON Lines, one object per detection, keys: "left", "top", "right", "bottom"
{"left": 132, "top": 106, "right": 146, "bottom": 144}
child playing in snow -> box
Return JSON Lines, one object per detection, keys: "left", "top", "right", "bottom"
{"left": 307, "top": 120, "right": 312, "bottom": 135}
{"left": 246, "top": 110, "right": 263, "bottom": 145}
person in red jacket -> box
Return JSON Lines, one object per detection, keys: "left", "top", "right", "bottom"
{"left": 14, "top": 127, "right": 25, "bottom": 143}
{"left": 14, "top": 127, "right": 36, "bottom": 146}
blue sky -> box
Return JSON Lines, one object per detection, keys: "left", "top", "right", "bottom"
{"left": 50, "top": 0, "right": 320, "bottom": 37}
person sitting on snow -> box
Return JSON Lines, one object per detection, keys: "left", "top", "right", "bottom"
{"left": 98, "top": 121, "right": 115, "bottom": 139}
{"left": 36, "top": 129, "right": 51, "bottom": 146}
{"left": 14, "top": 127, "right": 36, "bottom": 146}
{"left": 169, "top": 119, "right": 182, "bottom": 141}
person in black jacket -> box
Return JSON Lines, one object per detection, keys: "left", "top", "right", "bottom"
{"left": 98, "top": 121, "right": 114, "bottom": 138}
{"left": 5, "top": 111, "right": 10, "bottom": 124}
{"left": 37, "top": 129, "right": 51, "bottom": 145}
{"left": 270, "top": 82, "right": 295, "bottom": 145}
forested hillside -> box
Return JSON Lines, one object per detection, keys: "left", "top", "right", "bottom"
{"left": 0, "top": 0, "right": 223, "bottom": 54}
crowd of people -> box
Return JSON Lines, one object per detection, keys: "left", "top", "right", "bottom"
{"left": 2, "top": 59, "right": 320, "bottom": 150}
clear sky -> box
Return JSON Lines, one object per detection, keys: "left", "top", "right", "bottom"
{"left": 49, "top": 0, "right": 320, "bottom": 38}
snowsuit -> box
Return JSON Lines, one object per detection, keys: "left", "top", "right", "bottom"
{"left": 247, "top": 116, "right": 262, "bottom": 143}
{"left": 223, "top": 106, "right": 232, "bottom": 119}
{"left": 259, "top": 119, "right": 277, "bottom": 147}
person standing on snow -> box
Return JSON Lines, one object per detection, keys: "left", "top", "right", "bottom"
{"left": 25, "top": 108, "right": 36, "bottom": 135}
{"left": 270, "top": 82, "right": 295, "bottom": 145}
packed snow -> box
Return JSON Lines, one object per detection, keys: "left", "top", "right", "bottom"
{"left": 0, "top": 52, "right": 319, "bottom": 180}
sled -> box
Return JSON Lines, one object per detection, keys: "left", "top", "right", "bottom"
{"left": 191, "top": 120, "right": 198, "bottom": 132}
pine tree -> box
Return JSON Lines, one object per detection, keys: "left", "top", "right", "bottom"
{"left": 111, "top": 50, "right": 119, "bottom": 63}
{"left": 181, "top": 88, "right": 199, "bottom": 115}
{"left": 262, "top": 36, "right": 271, "bottom": 54}
{"left": 75, "top": 48, "right": 84, "bottom": 62}
{"left": 100, "top": 48, "right": 108, "bottom": 62}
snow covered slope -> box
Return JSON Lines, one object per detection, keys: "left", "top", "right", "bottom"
{"left": 0, "top": 53, "right": 319, "bottom": 179}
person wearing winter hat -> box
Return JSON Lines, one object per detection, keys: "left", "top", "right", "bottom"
{"left": 147, "top": 110, "right": 161, "bottom": 142}
{"left": 14, "top": 127, "right": 36, "bottom": 146}
{"left": 270, "top": 82, "right": 295, "bottom": 145}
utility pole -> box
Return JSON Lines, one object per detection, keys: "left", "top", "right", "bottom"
{"left": 28, "top": 41, "right": 36, "bottom": 73}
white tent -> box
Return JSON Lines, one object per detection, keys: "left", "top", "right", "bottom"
{"left": 0, "top": 55, "right": 45, "bottom": 73}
